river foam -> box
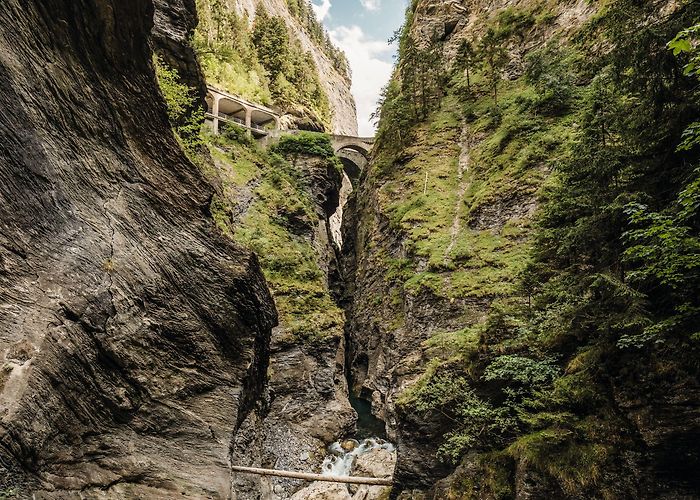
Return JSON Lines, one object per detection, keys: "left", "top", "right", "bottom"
{"left": 321, "top": 438, "right": 396, "bottom": 477}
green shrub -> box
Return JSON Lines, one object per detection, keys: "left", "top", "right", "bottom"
{"left": 153, "top": 56, "right": 204, "bottom": 158}
{"left": 484, "top": 355, "right": 559, "bottom": 386}
{"left": 399, "top": 370, "right": 518, "bottom": 463}
{"left": 0, "top": 488, "right": 16, "bottom": 500}
{"left": 271, "top": 131, "right": 336, "bottom": 158}
{"left": 220, "top": 122, "right": 254, "bottom": 146}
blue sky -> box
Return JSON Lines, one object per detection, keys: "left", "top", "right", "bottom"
{"left": 311, "top": 0, "right": 410, "bottom": 135}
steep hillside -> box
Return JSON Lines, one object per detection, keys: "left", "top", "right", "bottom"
{"left": 342, "top": 0, "right": 700, "bottom": 498}
{"left": 194, "top": 0, "right": 357, "bottom": 134}
{"left": 204, "top": 130, "right": 355, "bottom": 498}
{"left": 4, "top": 0, "right": 698, "bottom": 498}
{"left": 0, "top": 0, "right": 276, "bottom": 497}
{"left": 0, "top": 0, "right": 363, "bottom": 498}
{"left": 148, "top": 1, "right": 363, "bottom": 495}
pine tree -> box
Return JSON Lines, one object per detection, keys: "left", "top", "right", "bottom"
{"left": 479, "top": 28, "right": 509, "bottom": 105}
{"left": 456, "top": 38, "right": 476, "bottom": 95}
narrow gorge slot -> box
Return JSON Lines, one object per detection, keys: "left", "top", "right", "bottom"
{"left": 325, "top": 145, "right": 396, "bottom": 481}
{"left": 3, "top": 0, "right": 699, "bottom": 498}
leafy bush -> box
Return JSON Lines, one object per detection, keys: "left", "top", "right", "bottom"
{"left": 271, "top": 131, "right": 335, "bottom": 158}
{"left": 669, "top": 23, "right": 700, "bottom": 151}
{"left": 153, "top": 56, "right": 204, "bottom": 159}
{"left": 220, "top": 122, "right": 254, "bottom": 146}
{"left": 484, "top": 355, "right": 559, "bottom": 386}
{"left": 622, "top": 171, "right": 700, "bottom": 346}
{"left": 399, "top": 370, "right": 518, "bottom": 463}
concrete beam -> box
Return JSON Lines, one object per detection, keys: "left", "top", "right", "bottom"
{"left": 212, "top": 94, "right": 221, "bottom": 135}
{"left": 244, "top": 107, "right": 252, "bottom": 129}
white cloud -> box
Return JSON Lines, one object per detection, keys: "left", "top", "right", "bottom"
{"left": 360, "top": 0, "right": 381, "bottom": 11}
{"left": 329, "top": 25, "right": 393, "bottom": 136}
{"left": 312, "top": 0, "right": 332, "bottom": 21}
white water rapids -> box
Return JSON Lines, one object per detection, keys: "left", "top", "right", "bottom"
{"left": 321, "top": 438, "right": 395, "bottom": 477}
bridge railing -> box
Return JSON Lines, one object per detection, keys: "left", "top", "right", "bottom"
{"left": 206, "top": 111, "right": 268, "bottom": 134}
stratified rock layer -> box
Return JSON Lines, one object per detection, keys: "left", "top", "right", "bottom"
{"left": 0, "top": 0, "right": 276, "bottom": 497}
{"left": 152, "top": 0, "right": 208, "bottom": 104}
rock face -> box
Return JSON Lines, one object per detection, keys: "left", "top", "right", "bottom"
{"left": 0, "top": 0, "right": 276, "bottom": 497}
{"left": 231, "top": 335, "right": 356, "bottom": 499}
{"left": 152, "top": 0, "right": 207, "bottom": 104}
{"left": 210, "top": 151, "right": 356, "bottom": 499}
{"left": 231, "top": 0, "right": 358, "bottom": 135}
{"left": 339, "top": 0, "right": 598, "bottom": 495}
{"left": 344, "top": 0, "right": 700, "bottom": 498}
{"left": 291, "top": 483, "right": 353, "bottom": 500}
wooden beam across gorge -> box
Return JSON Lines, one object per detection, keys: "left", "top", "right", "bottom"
{"left": 230, "top": 465, "right": 393, "bottom": 486}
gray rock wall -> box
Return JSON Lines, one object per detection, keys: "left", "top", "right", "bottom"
{"left": 0, "top": 0, "right": 276, "bottom": 497}
{"left": 229, "top": 154, "right": 356, "bottom": 499}
{"left": 152, "top": 0, "right": 208, "bottom": 105}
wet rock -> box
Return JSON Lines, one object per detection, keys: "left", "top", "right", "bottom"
{"left": 343, "top": 439, "right": 360, "bottom": 452}
{"left": 396, "top": 490, "right": 428, "bottom": 500}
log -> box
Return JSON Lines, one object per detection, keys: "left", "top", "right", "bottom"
{"left": 231, "top": 465, "right": 393, "bottom": 486}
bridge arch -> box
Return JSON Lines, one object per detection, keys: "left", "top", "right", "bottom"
{"left": 260, "top": 131, "right": 374, "bottom": 181}
{"left": 336, "top": 149, "right": 366, "bottom": 183}
{"left": 205, "top": 85, "right": 280, "bottom": 137}
{"left": 330, "top": 135, "right": 374, "bottom": 183}
{"left": 330, "top": 135, "right": 374, "bottom": 157}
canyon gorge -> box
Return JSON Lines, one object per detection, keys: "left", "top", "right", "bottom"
{"left": 1, "top": 0, "right": 700, "bottom": 499}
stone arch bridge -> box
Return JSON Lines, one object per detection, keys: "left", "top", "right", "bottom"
{"left": 263, "top": 131, "right": 374, "bottom": 181}
{"left": 203, "top": 86, "right": 374, "bottom": 178}
{"left": 330, "top": 135, "right": 374, "bottom": 180}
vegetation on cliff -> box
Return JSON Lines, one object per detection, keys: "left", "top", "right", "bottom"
{"left": 207, "top": 128, "right": 344, "bottom": 344}
{"left": 271, "top": 131, "right": 339, "bottom": 160}
{"left": 154, "top": 44, "right": 344, "bottom": 344}
{"left": 285, "top": 0, "right": 350, "bottom": 77}
{"left": 368, "top": 0, "right": 700, "bottom": 496}
{"left": 154, "top": 56, "right": 205, "bottom": 159}
{"left": 194, "top": 0, "right": 332, "bottom": 127}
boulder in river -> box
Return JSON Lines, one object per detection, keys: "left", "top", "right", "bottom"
{"left": 353, "top": 447, "right": 395, "bottom": 479}
{"left": 342, "top": 439, "right": 360, "bottom": 452}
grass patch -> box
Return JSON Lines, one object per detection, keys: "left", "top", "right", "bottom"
{"left": 369, "top": 71, "right": 580, "bottom": 302}
{"left": 206, "top": 135, "right": 344, "bottom": 344}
